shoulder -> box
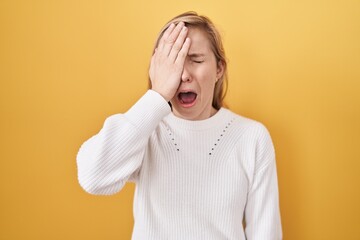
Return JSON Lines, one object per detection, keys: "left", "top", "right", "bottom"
{"left": 223, "top": 109, "right": 276, "bottom": 175}
{"left": 221, "top": 108, "right": 271, "bottom": 140}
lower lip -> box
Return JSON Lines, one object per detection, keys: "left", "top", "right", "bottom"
{"left": 178, "top": 97, "right": 197, "bottom": 108}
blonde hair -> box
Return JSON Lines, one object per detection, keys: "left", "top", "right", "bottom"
{"left": 149, "top": 11, "right": 228, "bottom": 110}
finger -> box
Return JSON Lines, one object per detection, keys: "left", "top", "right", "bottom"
{"left": 168, "top": 26, "right": 188, "bottom": 62}
{"left": 149, "top": 48, "right": 157, "bottom": 81}
{"left": 158, "top": 23, "right": 175, "bottom": 51}
{"left": 162, "top": 22, "right": 185, "bottom": 55}
{"left": 174, "top": 37, "right": 191, "bottom": 65}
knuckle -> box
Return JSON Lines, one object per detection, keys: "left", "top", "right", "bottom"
{"left": 165, "top": 36, "right": 176, "bottom": 45}
{"left": 178, "top": 50, "right": 187, "bottom": 58}
{"left": 172, "top": 43, "right": 181, "bottom": 52}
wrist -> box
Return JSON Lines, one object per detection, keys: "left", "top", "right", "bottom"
{"left": 151, "top": 88, "right": 171, "bottom": 102}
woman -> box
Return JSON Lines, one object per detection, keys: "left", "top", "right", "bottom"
{"left": 77, "top": 12, "right": 282, "bottom": 240}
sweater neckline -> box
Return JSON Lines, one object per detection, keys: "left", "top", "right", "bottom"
{"left": 165, "top": 108, "right": 228, "bottom": 131}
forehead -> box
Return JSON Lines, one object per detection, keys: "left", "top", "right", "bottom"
{"left": 187, "top": 27, "right": 212, "bottom": 54}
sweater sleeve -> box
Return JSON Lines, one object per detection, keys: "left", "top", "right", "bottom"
{"left": 244, "top": 124, "right": 282, "bottom": 240}
{"left": 76, "top": 90, "right": 171, "bottom": 195}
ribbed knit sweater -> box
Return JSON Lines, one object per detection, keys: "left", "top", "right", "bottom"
{"left": 77, "top": 90, "right": 282, "bottom": 240}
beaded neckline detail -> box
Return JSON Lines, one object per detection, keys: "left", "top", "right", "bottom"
{"left": 208, "top": 117, "right": 236, "bottom": 156}
{"left": 166, "top": 127, "right": 180, "bottom": 152}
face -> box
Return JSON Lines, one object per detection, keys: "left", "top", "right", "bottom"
{"left": 170, "top": 27, "right": 224, "bottom": 120}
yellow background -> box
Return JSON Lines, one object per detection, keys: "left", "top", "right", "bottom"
{"left": 1, "top": 0, "right": 359, "bottom": 239}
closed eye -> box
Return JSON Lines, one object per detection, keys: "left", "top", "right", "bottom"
{"left": 188, "top": 53, "right": 205, "bottom": 63}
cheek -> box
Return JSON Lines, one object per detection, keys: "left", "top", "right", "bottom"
{"left": 191, "top": 61, "right": 218, "bottom": 96}
{"left": 201, "top": 67, "right": 217, "bottom": 85}
{"left": 198, "top": 71, "right": 217, "bottom": 98}
{"left": 195, "top": 64, "right": 217, "bottom": 82}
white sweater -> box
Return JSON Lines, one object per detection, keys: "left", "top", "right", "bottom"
{"left": 77, "top": 90, "right": 282, "bottom": 240}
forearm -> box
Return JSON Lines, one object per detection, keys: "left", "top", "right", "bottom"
{"left": 76, "top": 90, "right": 171, "bottom": 195}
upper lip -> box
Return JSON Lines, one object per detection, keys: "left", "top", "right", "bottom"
{"left": 177, "top": 89, "right": 197, "bottom": 94}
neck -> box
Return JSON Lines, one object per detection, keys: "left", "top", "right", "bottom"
{"left": 172, "top": 106, "right": 218, "bottom": 121}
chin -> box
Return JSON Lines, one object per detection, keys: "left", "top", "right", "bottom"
{"left": 171, "top": 104, "right": 199, "bottom": 119}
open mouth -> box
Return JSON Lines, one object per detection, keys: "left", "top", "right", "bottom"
{"left": 178, "top": 91, "right": 197, "bottom": 105}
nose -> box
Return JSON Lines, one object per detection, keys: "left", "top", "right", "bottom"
{"left": 181, "top": 63, "right": 192, "bottom": 82}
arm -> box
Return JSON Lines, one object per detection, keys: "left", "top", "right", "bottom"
{"left": 244, "top": 124, "right": 283, "bottom": 239}
{"left": 77, "top": 22, "right": 191, "bottom": 196}
{"left": 76, "top": 90, "right": 170, "bottom": 195}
